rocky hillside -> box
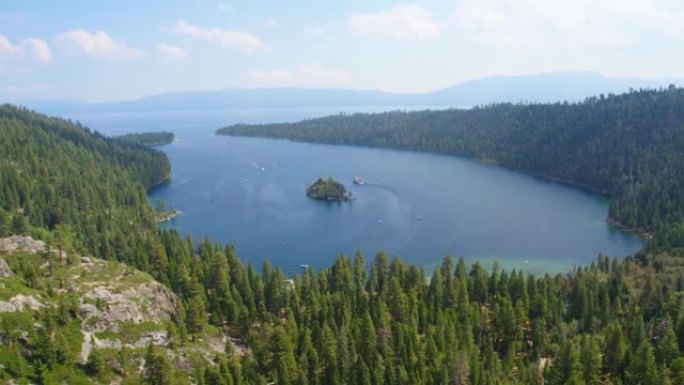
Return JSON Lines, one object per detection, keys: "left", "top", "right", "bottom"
{"left": 0, "top": 236, "right": 241, "bottom": 384}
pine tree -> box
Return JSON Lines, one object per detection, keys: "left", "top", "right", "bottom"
{"left": 0, "top": 211, "right": 10, "bottom": 237}
{"left": 270, "top": 326, "right": 298, "bottom": 385}
{"left": 144, "top": 345, "right": 173, "bottom": 385}
{"left": 87, "top": 347, "right": 107, "bottom": 379}
{"left": 625, "top": 339, "right": 659, "bottom": 385}
{"left": 185, "top": 295, "right": 207, "bottom": 335}
{"left": 547, "top": 339, "right": 583, "bottom": 385}
{"left": 580, "top": 335, "right": 601, "bottom": 385}
{"left": 604, "top": 321, "right": 627, "bottom": 374}
{"left": 671, "top": 357, "right": 684, "bottom": 385}
{"left": 656, "top": 321, "right": 679, "bottom": 367}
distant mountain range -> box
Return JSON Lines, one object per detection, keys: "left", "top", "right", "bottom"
{"left": 17, "top": 71, "right": 684, "bottom": 115}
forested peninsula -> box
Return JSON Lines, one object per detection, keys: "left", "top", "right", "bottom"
{"left": 3, "top": 103, "right": 684, "bottom": 384}
{"left": 115, "top": 131, "right": 175, "bottom": 147}
{"left": 218, "top": 87, "right": 684, "bottom": 250}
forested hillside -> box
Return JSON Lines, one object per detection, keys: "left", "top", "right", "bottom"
{"left": 218, "top": 87, "right": 684, "bottom": 248}
{"left": 2, "top": 105, "right": 684, "bottom": 384}
{"left": 0, "top": 105, "right": 170, "bottom": 269}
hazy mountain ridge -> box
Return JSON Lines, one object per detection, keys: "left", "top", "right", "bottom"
{"left": 17, "top": 72, "right": 684, "bottom": 115}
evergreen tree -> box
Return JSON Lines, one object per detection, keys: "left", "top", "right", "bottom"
{"left": 144, "top": 345, "right": 173, "bottom": 385}
{"left": 656, "top": 321, "right": 680, "bottom": 367}
{"left": 270, "top": 326, "right": 298, "bottom": 385}
{"left": 626, "top": 339, "right": 659, "bottom": 385}
{"left": 87, "top": 347, "right": 107, "bottom": 380}
{"left": 604, "top": 321, "right": 627, "bottom": 374}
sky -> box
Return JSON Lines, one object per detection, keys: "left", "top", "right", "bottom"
{"left": 1, "top": 0, "right": 684, "bottom": 102}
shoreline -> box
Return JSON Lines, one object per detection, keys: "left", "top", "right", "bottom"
{"left": 220, "top": 134, "right": 649, "bottom": 243}
{"left": 156, "top": 209, "right": 182, "bottom": 224}
{"left": 606, "top": 217, "right": 652, "bottom": 241}
{"left": 146, "top": 174, "right": 171, "bottom": 193}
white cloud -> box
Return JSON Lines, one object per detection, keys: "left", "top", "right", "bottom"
{"left": 0, "top": 12, "right": 23, "bottom": 22}
{"left": 55, "top": 30, "right": 145, "bottom": 62}
{"left": 30, "top": 83, "right": 52, "bottom": 91}
{"left": 248, "top": 64, "right": 352, "bottom": 85}
{"left": 449, "top": 0, "right": 684, "bottom": 50}
{"left": 22, "top": 38, "right": 52, "bottom": 63}
{"left": 264, "top": 18, "right": 278, "bottom": 28}
{"left": 0, "top": 35, "right": 20, "bottom": 58}
{"left": 164, "top": 20, "right": 266, "bottom": 51}
{"left": 304, "top": 25, "right": 325, "bottom": 36}
{"left": 0, "top": 35, "right": 52, "bottom": 66}
{"left": 217, "top": 4, "right": 232, "bottom": 13}
{"left": 157, "top": 44, "right": 188, "bottom": 63}
{"left": 0, "top": 83, "right": 54, "bottom": 100}
{"left": 298, "top": 64, "right": 353, "bottom": 83}
{"left": 3, "top": 84, "right": 19, "bottom": 93}
{"left": 348, "top": 4, "right": 439, "bottom": 40}
{"left": 249, "top": 69, "right": 295, "bottom": 82}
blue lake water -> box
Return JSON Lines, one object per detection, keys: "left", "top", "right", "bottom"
{"left": 69, "top": 106, "right": 643, "bottom": 275}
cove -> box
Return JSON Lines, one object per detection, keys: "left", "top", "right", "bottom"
{"left": 71, "top": 107, "right": 643, "bottom": 275}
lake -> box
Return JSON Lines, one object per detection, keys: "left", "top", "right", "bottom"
{"left": 69, "top": 106, "right": 643, "bottom": 275}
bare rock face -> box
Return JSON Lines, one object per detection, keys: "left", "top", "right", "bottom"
{"left": 79, "top": 283, "right": 175, "bottom": 332}
{"left": 69, "top": 259, "right": 176, "bottom": 333}
{"left": 0, "top": 294, "right": 44, "bottom": 312}
{"left": 69, "top": 258, "right": 177, "bottom": 363}
{"left": 0, "top": 236, "right": 203, "bottom": 366}
{"left": 0, "top": 235, "right": 49, "bottom": 255}
{"left": 0, "top": 257, "right": 12, "bottom": 278}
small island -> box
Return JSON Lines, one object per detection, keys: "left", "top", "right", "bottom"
{"left": 115, "top": 131, "right": 174, "bottom": 147}
{"left": 306, "top": 177, "right": 354, "bottom": 201}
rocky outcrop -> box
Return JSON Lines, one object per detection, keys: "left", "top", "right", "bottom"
{"left": 0, "top": 236, "right": 243, "bottom": 369}
{"left": 78, "top": 281, "right": 175, "bottom": 332}
{"left": 65, "top": 258, "right": 177, "bottom": 362}
{"left": 0, "top": 235, "right": 50, "bottom": 255}
{"left": 0, "top": 257, "right": 12, "bottom": 278}
{"left": 0, "top": 294, "right": 44, "bottom": 312}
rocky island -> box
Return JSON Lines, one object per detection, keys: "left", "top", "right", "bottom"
{"left": 306, "top": 177, "right": 353, "bottom": 201}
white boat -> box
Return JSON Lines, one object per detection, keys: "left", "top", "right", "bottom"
{"left": 352, "top": 176, "right": 364, "bottom": 185}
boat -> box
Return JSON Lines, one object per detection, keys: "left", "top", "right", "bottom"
{"left": 352, "top": 176, "right": 364, "bottom": 185}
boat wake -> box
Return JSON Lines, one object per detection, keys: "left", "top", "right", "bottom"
{"left": 362, "top": 182, "right": 399, "bottom": 196}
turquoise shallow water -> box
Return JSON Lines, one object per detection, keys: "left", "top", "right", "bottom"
{"left": 69, "top": 106, "right": 643, "bottom": 275}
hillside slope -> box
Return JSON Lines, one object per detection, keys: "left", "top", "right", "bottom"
{"left": 0, "top": 236, "right": 237, "bottom": 384}
{"left": 0, "top": 104, "right": 170, "bottom": 273}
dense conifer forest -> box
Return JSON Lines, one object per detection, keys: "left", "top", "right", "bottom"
{"left": 115, "top": 132, "right": 175, "bottom": 147}
{"left": 2, "top": 101, "right": 684, "bottom": 384}
{"left": 219, "top": 87, "right": 684, "bottom": 250}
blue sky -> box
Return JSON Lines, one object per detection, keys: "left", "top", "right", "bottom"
{"left": 1, "top": 0, "right": 683, "bottom": 102}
